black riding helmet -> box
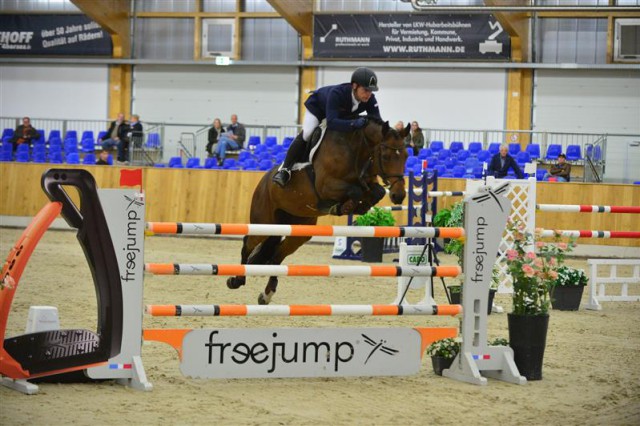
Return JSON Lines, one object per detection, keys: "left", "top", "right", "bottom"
{"left": 351, "top": 67, "right": 379, "bottom": 92}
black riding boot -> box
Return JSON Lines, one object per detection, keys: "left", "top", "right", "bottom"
{"left": 272, "top": 133, "right": 306, "bottom": 187}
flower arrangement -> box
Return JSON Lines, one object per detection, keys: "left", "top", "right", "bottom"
{"left": 549, "top": 265, "right": 588, "bottom": 287}
{"left": 505, "top": 220, "right": 576, "bottom": 316}
{"left": 426, "top": 337, "right": 460, "bottom": 359}
{"left": 354, "top": 206, "right": 396, "bottom": 227}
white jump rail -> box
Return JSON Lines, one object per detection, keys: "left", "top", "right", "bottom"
{"left": 585, "top": 259, "right": 640, "bottom": 310}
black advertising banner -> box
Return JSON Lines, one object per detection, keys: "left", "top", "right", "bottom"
{"left": 0, "top": 15, "right": 112, "bottom": 56}
{"left": 314, "top": 14, "right": 511, "bottom": 60}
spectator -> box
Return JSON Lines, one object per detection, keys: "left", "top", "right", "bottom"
{"left": 394, "top": 121, "right": 404, "bottom": 132}
{"left": 273, "top": 67, "right": 382, "bottom": 187}
{"left": 214, "top": 114, "right": 245, "bottom": 166}
{"left": 543, "top": 153, "right": 571, "bottom": 182}
{"left": 206, "top": 118, "right": 225, "bottom": 158}
{"left": 10, "top": 117, "right": 40, "bottom": 152}
{"left": 101, "top": 113, "right": 128, "bottom": 157}
{"left": 119, "top": 114, "right": 143, "bottom": 164}
{"left": 405, "top": 121, "right": 424, "bottom": 156}
{"left": 96, "top": 150, "right": 110, "bottom": 165}
{"left": 487, "top": 143, "right": 524, "bottom": 179}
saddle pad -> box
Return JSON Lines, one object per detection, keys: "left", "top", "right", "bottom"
{"left": 291, "top": 120, "right": 328, "bottom": 171}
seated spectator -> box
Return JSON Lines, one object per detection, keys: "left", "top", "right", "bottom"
{"left": 394, "top": 121, "right": 404, "bottom": 132}
{"left": 96, "top": 150, "right": 110, "bottom": 165}
{"left": 405, "top": 121, "right": 424, "bottom": 156}
{"left": 11, "top": 117, "right": 40, "bottom": 152}
{"left": 543, "top": 153, "right": 571, "bottom": 182}
{"left": 487, "top": 143, "right": 524, "bottom": 179}
{"left": 214, "top": 114, "right": 246, "bottom": 166}
{"left": 206, "top": 118, "right": 225, "bottom": 158}
{"left": 120, "top": 114, "right": 143, "bottom": 164}
{"left": 101, "top": 113, "right": 128, "bottom": 158}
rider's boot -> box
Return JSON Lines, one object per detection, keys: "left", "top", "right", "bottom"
{"left": 272, "top": 133, "right": 306, "bottom": 187}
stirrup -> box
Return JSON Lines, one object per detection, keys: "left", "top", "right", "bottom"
{"left": 272, "top": 168, "right": 291, "bottom": 187}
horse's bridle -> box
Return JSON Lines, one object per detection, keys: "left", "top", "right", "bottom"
{"left": 373, "top": 142, "right": 405, "bottom": 190}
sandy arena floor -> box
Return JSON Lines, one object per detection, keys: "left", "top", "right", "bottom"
{"left": 0, "top": 228, "right": 639, "bottom": 425}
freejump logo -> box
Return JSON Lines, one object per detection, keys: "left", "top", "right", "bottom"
{"left": 181, "top": 328, "right": 420, "bottom": 379}
{"left": 120, "top": 194, "right": 144, "bottom": 283}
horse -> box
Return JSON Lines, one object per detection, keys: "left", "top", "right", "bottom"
{"left": 227, "top": 117, "right": 411, "bottom": 304}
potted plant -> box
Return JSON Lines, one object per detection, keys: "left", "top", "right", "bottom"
{"left": 354, "top": 207, "right": 395, "bottom": 262}
{"left": 426, "top": 337, "right": 460, "bottom": 376}
{"left": 504, "top": 219, "right": 576, "bottom": 380}
{"left": 548, "top": 265, "right": 588, "bottom": 311}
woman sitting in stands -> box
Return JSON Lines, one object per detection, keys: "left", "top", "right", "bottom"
{"left": 206, "top": 118, "right": 225, "bottom": 158}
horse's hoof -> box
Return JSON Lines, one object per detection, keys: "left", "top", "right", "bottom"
{"left": 258, "top": 292, "right": 271, "bottom": 305}
{"left": 227, "top": 277, "right": 244, "bottom": 289}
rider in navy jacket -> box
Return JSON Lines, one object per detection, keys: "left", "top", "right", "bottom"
{"left": 272, "top": 67, "right": 382, "bottom": 187}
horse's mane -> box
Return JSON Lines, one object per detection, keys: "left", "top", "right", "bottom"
{"left": 365, "top": 116, "right": 386, "bottom": 127}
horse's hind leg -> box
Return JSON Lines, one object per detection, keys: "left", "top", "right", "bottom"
{"left": 227, "top": 235, "right": 268, "bottom": 289}
{"left": 258, "top": 235, "right": 312, "bottom": 305}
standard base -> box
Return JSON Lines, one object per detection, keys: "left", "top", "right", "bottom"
{"left": 443, "top": 346, "right": 527, "bottom": 386}
{"left": 1, "top": 377, "right": 39, "bottom": 395}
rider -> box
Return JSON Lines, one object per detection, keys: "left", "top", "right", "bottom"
{"left": 272, "top": 67, "right": 382, "bottom": 187}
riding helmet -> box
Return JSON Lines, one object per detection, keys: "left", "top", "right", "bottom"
{"left": 351, "top": 67, "right": 379, "bottom": 92}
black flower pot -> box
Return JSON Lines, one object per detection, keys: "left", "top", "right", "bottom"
{"left": 431, "top": 355, "right": 454, "bottom": 376}
{"left": 508, "top": 313, "right": 549, "bottom": 381}
{"left": 550, "top": 286, "right": 585, "bottom": 311}
{"left": 448, "top": 285, "right": 461, "bottom": 305}
{"left": 361, "top": 237, "right": 384, "bottom": 263}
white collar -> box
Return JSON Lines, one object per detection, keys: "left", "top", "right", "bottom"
{"left": 351, "top": 90, "right": 360, "bottom": 112}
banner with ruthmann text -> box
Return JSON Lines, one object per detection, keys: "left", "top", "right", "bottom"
{"left": 0, "top": 15, "right": 112, "bottom": 56}
{"left": 314, "top": 14, "right": 511, "bottom": 60}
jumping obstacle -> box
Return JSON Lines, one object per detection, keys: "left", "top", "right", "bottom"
{"left": 1, "top": 169, "right": 525, "bottom": 392}
{"left": 536, "top": 204, "right": 640, "bottom": 214}
{"left": 585, "top": 259, "right": 640, "bottom": 310}
{"left": 144, "top": 263, "right": 461, "bottom": 277}
{"left": 467, "top": 176, "right": 640, "bottom": 293}
{"left": 146, "top": 304, "right": 462, "bottom": 317}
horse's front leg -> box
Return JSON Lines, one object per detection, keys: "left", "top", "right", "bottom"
{"left": 328, "top": 185, "right": 364, "bottom": 216}
{"left": 353, "top": 182, "right": 386, "bottom": 215}
{"left": 258, "top": 235, "right": 312, "bottom": 305}
{"left": 227, "top": 235, "right": 267, "bottom": 289}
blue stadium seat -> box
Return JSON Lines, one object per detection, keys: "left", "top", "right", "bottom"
{"left": 536, "top": 169, "right": 547, "bottom": 181}
{"left": 405, "top": 156, "right": 419, "bottom": 168}
{"left": 65, "top": 152, "right": 80, "bottom": 164}
{"left": 168, "top": 156, "right": 184, "bottom": 168}
{"left": 429, "top": 141, "right": 444, "bottom": 153}
{"left": 593, "top": 145, "right": 602, "bottom": 161}
{"left": 437, "top": 149, "right": 451, "bottom": 161}
{"left": 417, "top": 148, "right": 431, "bottom": 159}
{"left": 16, "top": 143, "right": 30, "bottom": 155}
{"left": 565, "top": 144, "right": 582, "bottom": 161}
{"left": 203, "top": 157, "right": 218, "bottom": 169}
{"left": 282, "top": 137, "right": 294, "bottom": 149}
{"left": 248, "top": 136, "right": 261, "bottom": 148}
{"left": 81, "top": 138, "right": 95, "bottom": 153}
{"left": 146, "top": 133, "right": 160, "bottom": 148}
{"left": 222, "top": 158, "right": 238, "bottom": 169}
{"left": 2, "top": 128, "right": 13, "bottom": 139}
{"left": 35, "top": 129, "right": 46, "bottom": 145}
{"left": 81, "top": 131, "right": 94, "bottom": 143}
{"left": 186, "top": 157, "right": 201, "bottom": 169}
{"left": 545, "top": 144, "right": 562, "bottom": 161}
{"left": 468, "top": 142, "right": 482, "bottom": 156}
{"left": 449, "top": 141, "right": 464, "bottom": 154}
{"left": 242, "top": 159, "right": 258, "bottom": 170}
{"left": 508, "top": 143, "right": 521, "bottom": 156}
{"left": 97, "top": 130, "right": 108, "bottom": 142}
{"left": 48, "top": 130, "right": 61, "bottom": 143}
{"left": 238, "top": 151, "right": 252, "bottom": 162}
{"left": 456, "top": 150, "right": 470, "bottom": 163}
{"left": 516, "top": 151, "right": 531, "bottom": 167}
{"left": 444, "top": 157, "right": 457, "bottom": 169}
{"left": 16, "top": 151, "right": 30, "bottom": 163}
{"left": 83, "top": 153, "right": 96, "bottom": 165}
{"left": 264, "top": 136, "right": 277, "bottom": 147}
{"left": 525, "top": 144, "right": 541, "bottom": 159}
{"left": 65, "top": 130, "right": 78, "bottom": 140}
{"left": 258, "top": 160, "right": 273, "bottom": 171}
{"left": 452, "top": 166, "right": 465, "bottom": 178}
{"left": 488, "top": 143, "right": 500, "bottom": 155}
{"left": 253, "top": 144, "right": 267, "bottom": 155}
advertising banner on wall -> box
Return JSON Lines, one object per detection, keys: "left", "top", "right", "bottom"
{"left": 0, "top": 15, "right": 112, "bottom": 56}
{"left": 314, "top": 14, "right": 511, "bottom": 60}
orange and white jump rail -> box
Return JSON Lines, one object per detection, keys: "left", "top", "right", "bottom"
{"left": 145, "top": 222, "right": 465, "bottom": 239}
{"left": 536, "top": 204, "right": 640, "bottom": 214}
{"left": 145, "top": 304, "right": 462, "bottom": 317}
{"left": 144, "top": 263, "right": 462, "bottom": 277}
{"left": 539, "top": 230, "right": 640, "bottom": 239}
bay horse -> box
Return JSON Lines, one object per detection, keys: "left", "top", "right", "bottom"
{"left": 227, "top": 117, "right": 410, "bottom": 304}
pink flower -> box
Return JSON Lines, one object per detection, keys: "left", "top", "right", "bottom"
{"left": 522, "top": 264, "right": 535, "bottom": 277}
{"left": 534, "top": 258, "right": 543, "bottom": 268}
{"left": 535, "top": 241, "right": 545, "bottom": 248}
{"left": 549, "top": 257, "right": 557, "bottom": 267}
{"left": 525, "top": 252, "right": 536, "bottom": 260}
{"left": 549, "top": 270, "right": 558, "bottom": 280}
{"left": 558, "top": 243, "right": 568, "bottom": 250}
{"left": 506, "top": 250, "right": 518, "bottom": 260}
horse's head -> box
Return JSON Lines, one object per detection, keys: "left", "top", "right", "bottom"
{"left": 364, "top": 119, "right": 409, "bottom": 205}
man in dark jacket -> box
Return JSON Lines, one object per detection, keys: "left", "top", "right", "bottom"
{"left": 272, "top": 67, "right": 382, "bottom": 187}
{"left": 101, "top": 113, "right": 128, "bottom": 154}
{"left": 118, "top": 114, "right": 143, "bottom": 164}
{"left": 10, "top": 117, "right": 40, "bottom": 151}
{"left": 213, "top": 114, "right": 246, "bottom": 166}
{"left": 487, "top": 144, "right": 524, "bottom": 179}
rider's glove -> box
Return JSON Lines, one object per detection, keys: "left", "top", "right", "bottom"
{"left": 352, "top": 117, "right": 367, "bottom": 129}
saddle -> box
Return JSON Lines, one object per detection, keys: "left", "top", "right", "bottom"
{"left": 291, "top": 121, "right": 327, "bottom": 171}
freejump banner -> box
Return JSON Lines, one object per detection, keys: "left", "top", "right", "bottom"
{"left": 0, "top": 15, "right": 112, "bottom": 56}
{"left": 313, "top": 14, "right": 511, "bottom": 60}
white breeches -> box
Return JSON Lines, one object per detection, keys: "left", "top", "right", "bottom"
{"left": 302, "top": 110, "right": 320, "bottom": 142}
